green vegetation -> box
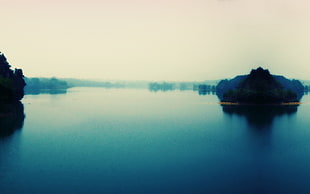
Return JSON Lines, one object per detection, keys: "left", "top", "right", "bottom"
{"left": 217, "top": 67, "right": 304, "bottom": 104}
{"left": 223, "top": 88, "right": 298, "bottom": 103}
{"left": 62, "top": 78, "right": 126, "bottom": 88}
{"left": 148, "top": 82, "right": 216, "bottom": 92}
{"left": 195, "top": 84, "right": 216, "bottom": 95}
{"left": 305, "top": 85, "right": 310, "bottom": 94}
{"left": 0, "top": 53, "right": 25, "bottom": 101}
{"left": 149, "top": 82, "right": 175, "bottom": 92}
{"left": 24, "top": 77, "right": 70, "bottom": 95}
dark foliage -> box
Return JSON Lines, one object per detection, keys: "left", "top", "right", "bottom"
{"left": 148, "top": 82, "right": 216, "bottom": 92}
{"left": 196, "top": 84, "right": 216, "bottom": 95}
{"left": 149, "top": 82, "right": 175, "bottom": 92}
{"left": 24, "top": 77, "right": 69, "bottom": 95}
{"left": 305, "top": 85, "right": 310, "bottom": 94}
{"left": 216, "top": 67, "right": 304, "bottom": 103}
{"left": 216, "top": 76, "right": 246, "bottom": 99}
{"left": 0, "top": 53, "right": 25, "bottom": 101}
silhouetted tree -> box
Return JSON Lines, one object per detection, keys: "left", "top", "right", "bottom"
{"left": 0, "top": 52, "right": 25, "bottom": 101}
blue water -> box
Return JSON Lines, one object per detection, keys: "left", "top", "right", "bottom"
{"left": 1, "top": 88, "right": 310, "bottom": 193}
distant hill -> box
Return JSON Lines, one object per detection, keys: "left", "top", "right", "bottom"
{"left": 216, "top": 67, "right": 304, "bottom": 103}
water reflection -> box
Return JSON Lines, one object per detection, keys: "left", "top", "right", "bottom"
{"left": 0, "top": 102, "right": 25, "bottom": 137}
{"left": 222, "top": 105, "right": 298, "bottom": 129}
{"left": 198, "top": 90, "right": 215, "bottom": 95}
{"left": 25, "top": 88, "right": 67, "bottom": 95}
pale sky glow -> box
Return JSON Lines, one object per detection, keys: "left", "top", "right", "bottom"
{"left": 1, "top": 0, "right": 310, "bottom": 81}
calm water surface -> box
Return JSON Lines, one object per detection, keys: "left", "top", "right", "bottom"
{"left": 1, "top": 87, "right": 310, "bottom": 193}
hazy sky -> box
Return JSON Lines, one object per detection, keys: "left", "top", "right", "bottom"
{"left": 1, "top": 0, "right": 309, "bottom": 81}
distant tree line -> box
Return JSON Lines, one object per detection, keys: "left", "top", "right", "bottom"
{"left": 149, "top": 82, "right": 175, "bottom": 92}
{"left": 194, "top": 84, "right": 216, "bottom": 95}
{"left": 63, "top": 78, "right": 125, "bottom": 88}
{"left": 148, "top": 82, "right": 216, "bottom": 93}
{"left": 304, "top": 85, "right": 310, "bottom": 94}
{"left": 24, "top": 77, "right": 70, "bottom": 95}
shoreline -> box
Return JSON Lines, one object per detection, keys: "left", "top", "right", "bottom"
{"left": 219, "top": 102, "right": 301, "bottom": 106}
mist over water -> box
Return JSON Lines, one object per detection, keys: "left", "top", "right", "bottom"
{"left": 0, "top": 88, "right": 310, "bottom": 193}
{"left": 2, "top": 0, "right": 310, "bottom": 192}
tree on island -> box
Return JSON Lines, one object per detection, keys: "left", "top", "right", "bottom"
{"left": 0, "top": 52, "right": 26, "bottom": 101}
{"left": 216, "top": 67, "right": 304, "bottom": 104}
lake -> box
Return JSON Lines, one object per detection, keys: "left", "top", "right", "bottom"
{"left": 1, "top": 87, "right": 310, "bottom": 193}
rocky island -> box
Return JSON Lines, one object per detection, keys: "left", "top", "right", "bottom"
{"left": 0, "top": 52, "right": 25, "bottom": 102}
{"left": 216, "top": 67, "right": 304, "bottom": 104}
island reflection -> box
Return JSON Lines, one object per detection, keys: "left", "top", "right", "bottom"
{"left": 0, "top": 102, "right": 25, "bottom": 138}
{"left": 222, "top": 105, "right": 298, "bottom": 129}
